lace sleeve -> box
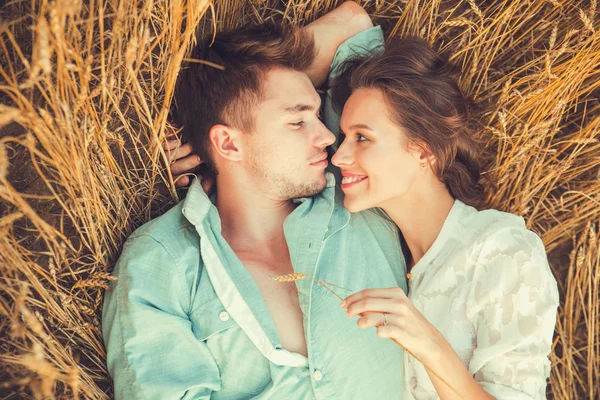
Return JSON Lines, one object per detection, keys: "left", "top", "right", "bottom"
{"left": 466, "top": 226, "right": 559, "bottom": 399}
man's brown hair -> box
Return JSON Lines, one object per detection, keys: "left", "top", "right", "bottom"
{"left": 174, "top": 23, "right": 316, "bottom": 174}
{"left": 332, "top": 37, "right": 485, "bottom": 207}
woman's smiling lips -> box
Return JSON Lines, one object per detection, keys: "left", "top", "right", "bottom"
{"left": 340, "top": 172, "right": 368, "bottom": 189}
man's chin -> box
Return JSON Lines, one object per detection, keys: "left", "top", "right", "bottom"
{"left": 286, "top": 178, "right": 327, "bottom": 199}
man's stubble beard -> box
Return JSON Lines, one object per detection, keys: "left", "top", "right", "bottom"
{"left": 249, "top": 149, "right": 326, "bottom": 199}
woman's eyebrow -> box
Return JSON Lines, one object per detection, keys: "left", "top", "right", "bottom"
{"left": 348, "top": 123, "right": 373, "bottom": 131}
{"left": 339, "top": 124, "right": 373, "bottom": 134}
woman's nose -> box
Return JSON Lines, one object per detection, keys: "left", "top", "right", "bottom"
{"left": 332, "top": 139, "right": 354, "bottom": 167}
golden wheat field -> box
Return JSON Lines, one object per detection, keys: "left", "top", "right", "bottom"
{"left": 0, "top": 0, "right": 599, "bottom": 398}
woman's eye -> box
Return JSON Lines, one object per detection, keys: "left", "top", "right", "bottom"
{"left": 291, "top": 121, "right": 305, "bottom": 128}
{"left": 357, "top": 134, "right": 368, "bottom": 142}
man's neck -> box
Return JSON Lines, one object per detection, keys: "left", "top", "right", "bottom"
{"left": 215, "top": 174, "right": 296, "bottom": 252}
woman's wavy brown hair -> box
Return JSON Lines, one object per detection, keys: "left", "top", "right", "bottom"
{"left": 332, "top": 37, "right": 485, "bottom": 208}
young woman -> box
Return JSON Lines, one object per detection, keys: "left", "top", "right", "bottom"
{"left": 333, "top": 38, "right": 559, "bottom": 399}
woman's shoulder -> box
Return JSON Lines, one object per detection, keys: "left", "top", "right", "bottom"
{"left": 462, "top": 205, "right": 558, "bottom": 301}
{"left": 455, "top": 203, "right": 557, "bottom": 289}
{"left": 456, "top": 202, "right": 543, "bottom": 253}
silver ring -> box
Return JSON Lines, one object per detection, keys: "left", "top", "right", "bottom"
{"left": 383, "top": 313, "right": 388, "bottom": 326}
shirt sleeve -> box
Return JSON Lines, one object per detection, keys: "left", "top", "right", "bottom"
{"left": 466, "top": 225, "right": 559, "bottom": 399}
{"left": 323, "top": 25, "right": 384, "bottom": 144}
{"left": 102, "top": 234, "right": 221, "bottom": 400}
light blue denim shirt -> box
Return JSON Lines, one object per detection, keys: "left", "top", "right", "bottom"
{"left": 102, "top": 26, "right": 406, "bottom": 400}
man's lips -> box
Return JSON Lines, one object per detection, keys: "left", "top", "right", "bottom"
{"left": 310, "top": 154, "right": 329, "bottom": 166}
{"left": 340, "top": 172, "right": 368, "bottom": 188}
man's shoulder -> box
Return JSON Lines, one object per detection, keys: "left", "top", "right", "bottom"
{"left": 127, "top": 201, "right": 198, "bottom": 253}
{"left": 113, "top": 201, "right": 203, "bottom": 287}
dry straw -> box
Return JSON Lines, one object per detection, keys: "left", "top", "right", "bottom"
{"left": 0, "top": 0, "right": 599, "bottom": 398}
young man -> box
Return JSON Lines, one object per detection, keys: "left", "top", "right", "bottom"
{"left": 102, "top": 3, "right": 406, "bottom": 399}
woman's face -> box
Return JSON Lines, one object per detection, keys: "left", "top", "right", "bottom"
{"left": 332, "top": 88, "right": 425, "bottom": 212}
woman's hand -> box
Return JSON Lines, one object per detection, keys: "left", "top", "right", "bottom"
{"left": 342, "top": 287, "right": 495, "bottom": 400}
{"left": 341, "top": 287, "right": 447, "bottom": 363}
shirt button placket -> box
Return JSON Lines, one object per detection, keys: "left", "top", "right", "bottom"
{"left": 313, "top": 370, "right": 323, "bottom": 381}
{"left": 219, "top": 311, "right": 230, "bottom": 322}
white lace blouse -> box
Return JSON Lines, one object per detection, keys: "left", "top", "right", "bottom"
{"left": 404, "top": 200, "right": 559, "bottom": 399}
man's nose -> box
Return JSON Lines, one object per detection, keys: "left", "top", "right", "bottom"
{"left": 314, "top": 119, "right": 336, "bottom": 148}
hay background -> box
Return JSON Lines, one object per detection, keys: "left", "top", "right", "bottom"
{"left": 0, "top": 0, "right": 598, "bottom": 399}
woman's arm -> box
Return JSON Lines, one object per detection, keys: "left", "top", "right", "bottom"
{"left": 302, "top": 1, "right": 373, "bottom": 87}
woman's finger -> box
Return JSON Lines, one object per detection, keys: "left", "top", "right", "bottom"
{"left": 356, "top": 312, "right": 401, "bottom": 330}
{"left": 375, "top": 325, "right": 403, "bottom": 340}
{"left": 346, "top": 297, "right": 401, "bottom": 318}
{"left": 341, "top": 287, "right": 405, "bottom": 308}
{"left": 170, "top": 153, "right": 203, "bottom": 175}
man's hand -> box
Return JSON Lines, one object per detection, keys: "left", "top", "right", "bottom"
{"left": 164, "top": 139, "right": 202, "bottom": 188}
{"left": 164, "top": 139, "right": 214, "bottom": 192}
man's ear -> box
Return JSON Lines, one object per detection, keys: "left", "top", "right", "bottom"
{"left": 209, "top": 124, "right": 242, "bottom": 162}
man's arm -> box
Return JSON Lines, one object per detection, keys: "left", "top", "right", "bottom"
{"left": 302, "top": 1, "right": 373, "bottom": 88}
{"left": 102, "top": 235, "right": 221, "bottom": 400}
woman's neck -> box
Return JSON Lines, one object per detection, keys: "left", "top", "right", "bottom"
{"left": 381, "top": 181, "right": 455, "bottom": 270}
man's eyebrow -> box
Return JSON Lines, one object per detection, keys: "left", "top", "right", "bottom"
{"left": 283, "top": 99, "right": 323, "bottom": 113}
{"left": 284, "top": 104, "right": 314, "bottom": 113}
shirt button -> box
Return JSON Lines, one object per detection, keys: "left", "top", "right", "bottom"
{"left": 219, "top": 311, "right": 230, "bottom": 322}
{"left": 313, "top": 370, "right": 323, "bottom": 381}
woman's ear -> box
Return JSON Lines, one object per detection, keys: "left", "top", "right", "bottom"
{"left": 407, "top": 140, "right": 436, "bottom": 169}
{"left": 209, "top": 124, "right": 242, "bottom": 162}
{"left": 418, "top": 148, "right": 436, "bottom": 168}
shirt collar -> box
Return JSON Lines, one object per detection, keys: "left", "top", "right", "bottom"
{"left": 181, "top": 172, "right": 345, "bottom": 229}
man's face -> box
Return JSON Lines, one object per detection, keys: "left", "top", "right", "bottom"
{"left": 241, "top": 68, "right": 336, "bottom": 200}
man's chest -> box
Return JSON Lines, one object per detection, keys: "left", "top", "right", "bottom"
{"left": 239, "top": 253, "right": 308, "bottom": 356}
